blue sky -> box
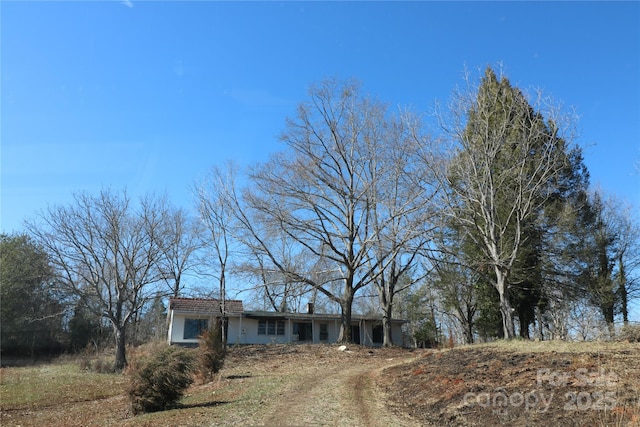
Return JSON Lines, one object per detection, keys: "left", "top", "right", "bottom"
{"left": 2, "top": 0, "right": 639, "bottom": 235}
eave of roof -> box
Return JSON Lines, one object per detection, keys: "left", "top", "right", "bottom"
{"left": 169, "top": 297, "right": 244, "bottom": 315}
{"left": 167, "top": 298, "right": 406, "bottom": 322}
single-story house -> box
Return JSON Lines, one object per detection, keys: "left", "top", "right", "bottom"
{"left": 167, "top": 297, "right": 405, "bottom": 347}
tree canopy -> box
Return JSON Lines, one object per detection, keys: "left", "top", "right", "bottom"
{"left": 5, "top": 68, "right": 638, "bottom": 354}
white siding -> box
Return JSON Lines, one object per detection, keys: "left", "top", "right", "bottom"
{"left": 168, "top": 310, "right": 405, "bottom": 346}
{"left": 169, "top": 313, "right": 242, "bottom": 345}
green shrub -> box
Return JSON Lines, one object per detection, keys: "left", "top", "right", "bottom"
{"left": 127, "top": 345, "right": 195, "bottom": 414}
{"left": 198, "top": 318, "right": 227, "bottom": 382}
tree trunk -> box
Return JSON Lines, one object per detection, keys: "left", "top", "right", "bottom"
{"left": 620, "top": 285, "right": 629, "bottom": 325}
{"left": 220, "top": 269, "right": 227, "bottom": 346}
{"left": 379, "top": 286, "right": 394, "bottom": 347}
{"left": 337, "top": 288, "right": 354, "bottom": 343}
{"left": 618, "top": 254, "right": 629, "bottom": 325}
{"left": 495, "top": 269, "right": 515, "bottom": 339}
{"left": 382, "top": 307, "right": 393, "bottom": 347}
{"left": 518, "top": 309, "right": 531, "bottom": 339}
{"left": 464, "top": 308, "right": 474, "bottom": 345}
{"left": 535, "top": 305, "right": 544, "bottom": 341}
{"left": 600, "top": 299, "right": 616, "bottom": 338}
{"left": 114, "top": 325, "right": 127, "bottom": 370}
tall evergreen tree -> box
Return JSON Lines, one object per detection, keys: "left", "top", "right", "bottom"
{"left": 578, "top": 191, "right": 639, "bottom": 334}
{"left": 0, "top": 233, "right": 64, "bottom": 356}
{"left": 440, "top": 67, "right": 585, "bottom": 339}
{"left": 584, "top": 193, "right": 617, "bottom": 333}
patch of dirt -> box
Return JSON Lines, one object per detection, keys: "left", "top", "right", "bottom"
{"left": 243, "top": 344, "right": 421, "bottom": 427}
{"left": 379, "top": 343, "right": 640, "bottom": 426}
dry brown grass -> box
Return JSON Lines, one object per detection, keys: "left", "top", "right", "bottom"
{"left": 2, "top": 341, "right": 638, "bottom": 426}
{"left": 381, "top": 340, "right": 640, "bottom": 427}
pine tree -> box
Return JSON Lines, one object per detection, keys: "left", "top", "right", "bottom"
{"left": 442, "top": 67, "right": 585, "bottom": 339}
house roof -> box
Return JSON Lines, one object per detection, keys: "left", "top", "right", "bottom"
{"left": 168, "top": 298, "right": 405, "bottom": 323}
{"left": 169, "top": 297, "right": 244, "bottom": 315}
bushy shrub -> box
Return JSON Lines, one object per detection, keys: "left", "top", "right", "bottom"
{"left": 127, "top": 345, "right": 195, "bottom": 414}
{"left": 198, "top": 318, "right": 227, "bottom": 382}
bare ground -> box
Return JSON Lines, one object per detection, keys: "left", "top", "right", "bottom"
{"left": 380, "top": 341, "right": 640, "bottom": 427}
{"left": 255, "top": 346, "right": 420, "bottom": 427}
{"left": 2, "top": 342, "right": 639, "bottom": 426}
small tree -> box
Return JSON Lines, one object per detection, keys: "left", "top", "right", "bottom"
{"left": 127, "top": 345, "right": 195, "bottom": 414}
{"left": 198, "top": 318, "right": 226, "bottom": 382}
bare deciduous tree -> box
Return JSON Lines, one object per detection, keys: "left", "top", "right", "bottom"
{"left": 235, "top": 78, "right": 419, "bottom": 342}
{"left": 239, "top": 233, "right": 317, "bottom": 313}
{"left": 433, "top": 256, "right": 480, "bottom": 345}
{"left": 367, "top": 112, "right": 440, "bottom": 346}
{"left": 28, "top": 189, "right": 167, "bottom": 369}
{"left": 158, "top": 206, "right": 204, "bottom": 298}
{"left": 195, "top": 163, "right": 238, "bottom": 345}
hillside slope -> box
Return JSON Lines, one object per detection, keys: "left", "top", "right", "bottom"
{"left": 380, "top": 341, "right": 640, "bottom": 427}
{"left": 2, "top": 342, "right": 638, "bottom": 426}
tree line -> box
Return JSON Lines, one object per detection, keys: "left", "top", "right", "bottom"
{"left": 2, "top": 67, "right": 638, "bottom": 368}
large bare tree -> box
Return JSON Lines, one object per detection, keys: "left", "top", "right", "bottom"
{"left": 366, "top": 111, "right": 440, "bottom": 346}
{"left": 233, "top": 78, "right": 424, "bottom": 342}
{"left": 28, "top": 189, "right": 167, "bottom": 369}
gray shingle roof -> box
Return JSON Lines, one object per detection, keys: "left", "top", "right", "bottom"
{"left": 169, "top": 297, "right": 244, "bottom": 315}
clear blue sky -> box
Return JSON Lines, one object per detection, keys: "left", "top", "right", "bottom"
{"left": 2, "top": 1, "right": 639, "bottom": 234}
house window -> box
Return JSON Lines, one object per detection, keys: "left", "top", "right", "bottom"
{"left": 319, "top": 323, "right": 329, "bottom": 341}
{"left": 184, "top": 318, "right": 208, "bottom": 339}
{"left": 277, "top": 321, "right": 285, "bottom": 335}
{"left": 258, "top": 319, "right": 285, "bottom": 336}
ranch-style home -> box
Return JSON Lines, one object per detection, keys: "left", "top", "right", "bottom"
{"left": 167, "top": 297, "right": 405, "bottom": 347}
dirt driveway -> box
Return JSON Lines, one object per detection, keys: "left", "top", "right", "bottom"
{"left": 221, "top": 344, "right": 422, "bottom": 427}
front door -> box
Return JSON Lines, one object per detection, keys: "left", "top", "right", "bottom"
{"left": 351, "top": 325, "right": 361, "bottom": 344}
{"left": 293, "top": 322, "right": 313, "bottom": 342}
